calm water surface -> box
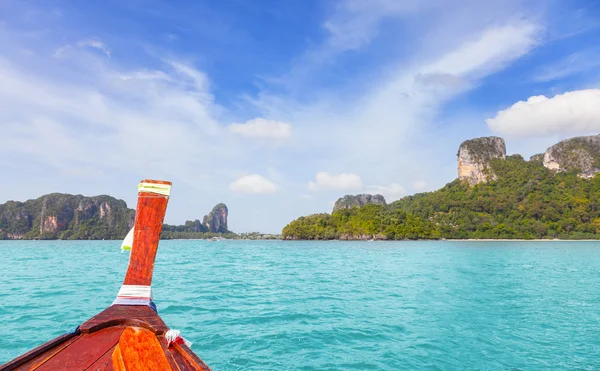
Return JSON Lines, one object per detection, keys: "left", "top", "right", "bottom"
{"left": 1, "top": 240, "right": 599, "bottom": 370}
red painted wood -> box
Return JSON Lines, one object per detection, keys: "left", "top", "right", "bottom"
{"left": 157, "top": 336, "right": 212, "bottom": 371}
{"left": 33, "top": 327, "right": 124, "bottom": 371}
{"left": 0, "top": 333, "right": 78, "bottom": 370}
{"left": 123, "top": 180, "right": 171, "bottom": 286}
{"left": 80, "top": 305, "right": 169, "bottom": 335}
{"left": 112, "top": 327, "right": 173, "bottom": 371}
{"left": 4, "top": 334, "right": 80, "bottom": 371}
{"left": 85, "top": 345, "right": 117, "bottom": 371}
{"left": 171, "top": 344, "right": 212, "bottom": 371}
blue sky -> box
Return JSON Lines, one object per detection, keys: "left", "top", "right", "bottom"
{"left": 1, "top": 0, "right": 600, "bottom": 233}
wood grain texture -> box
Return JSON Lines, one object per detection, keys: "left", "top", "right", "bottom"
{"left": 85, "top": 344, "right": 117, "bottom": 371}
{"left": 0, "top": 332, "right": 79, "bottom": 371}
{"left": 123, "top": 180, "right": 171, "bottom": 286}
{"left": 33, "top": 327, "right": 124, "bottom": 371}
{"left": 112, "top": 327, "right": 173, "bottom": 371}
{"left": 170, "top": 344, "right": 212, "bottom": 371}
{"left": 80, "top": 305, "right": 169, "bottom": 335}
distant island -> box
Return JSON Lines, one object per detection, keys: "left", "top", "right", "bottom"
{"left": 5, "top": 134, "right": 600, "bottom": 241}
{"left": 283, "top": 134, "right": 600, "bottom": 240}
{"left": 0, "top": 195, "right": 279, "bottom": 240}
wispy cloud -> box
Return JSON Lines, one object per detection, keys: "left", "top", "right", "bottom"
{"left": 54, "top": 38, "right": 112, "bottom": 58}
{"left": 0, "top": 0, "right": 578, "bottom": 232}
{"left": 0, "top": 50, "right": 223, "bottom": 183}
{"left": 228, "top": 118, "right": 292, "bottom": 139}
{"left": 321, "top": 0, "right": 429, "bottom": 54}
{"left": 308, "top": 172, "right": 363, "bottom": 191}
{"left": 230, "top": 174, "right": 279, "bottom": 194}
{"left": 533, "top": 49, "right": 600, "bottom": 82}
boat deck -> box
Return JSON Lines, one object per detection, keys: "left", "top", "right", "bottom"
{"left": 2, "top": 305, "right": 210, "bottom": 371}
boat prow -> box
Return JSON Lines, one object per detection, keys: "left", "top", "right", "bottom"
{"left": 1, "top": 180, "right": 211, "bottom": 371}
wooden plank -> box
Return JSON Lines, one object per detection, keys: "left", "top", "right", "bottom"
{"left": 157, "top": 335, "right": 183, "bottom": 371}
{"left": 80, "top": 305, "right": 169, "bottom": 335}
{"left": 173, "top": 344, "right": 212, "bottom": 371}
{"left": 0, "top": 332, "right": 79, "bottom": 371}
{"left": 85, "top": 345, "right": 116, "bottom": 371}
{"left": 111, "top": 345, "right": 125, "bottom": 371}
{"left": 33, "top": 327, "right": 124, "bottom": 371}
{"left": 157, "top": 336, "right": 212, "bottom": 371}
{"left": 113, "top": 327, "right": 173, "bottom": 371}
{"left": 123, "top": 180, "right": 171, "bottom": 287}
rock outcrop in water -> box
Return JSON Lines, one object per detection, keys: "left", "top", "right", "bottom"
{"left": 0, "top": 194, "right": 135, "bottom": 240}
{"left": 203, "top": 203, "right": 229, "bottom": 233}
{"left": 332, "top": 194, "right": 387, "bottom": 213}
{"left": 457, "top": 136, "right": 506, "bottom": 185}
{"left": 542, "top": 135, "right": 600, "bottom": 178}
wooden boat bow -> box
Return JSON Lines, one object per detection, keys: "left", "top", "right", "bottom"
{"left": 1, "top": 180, "right": 211, "bottom": 371}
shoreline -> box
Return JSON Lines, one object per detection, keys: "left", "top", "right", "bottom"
{"left": 445, "top": 239, "right": 600, "bottom": 242}
{"left": 2, "top": 238, "right": 599, "bottom": 242}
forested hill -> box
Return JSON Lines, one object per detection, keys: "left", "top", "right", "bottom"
{"left": 0, "top": 194, "right": 135, "bottom": 240}
{"left": 282, "top": 137, "right": 600, "bottom": 240}
{"left": 0, "top": 193, "right": 234, "bottom": 240}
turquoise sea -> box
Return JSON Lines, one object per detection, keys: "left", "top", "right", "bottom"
{"left": 1, "top": 240, "right": 599, "bottom": 370}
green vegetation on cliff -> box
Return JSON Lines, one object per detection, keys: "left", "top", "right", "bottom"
{"left": 282, "top": 206, "right": 439, "bottom": 240}
{"left": 0, "top": 194, "right": 134, "bottom": 240}
{"left": 283, "top": 156, "right": 600, "bottom": 240}
{"left": 0, "top": 195, "right": 236, "bottom": 240}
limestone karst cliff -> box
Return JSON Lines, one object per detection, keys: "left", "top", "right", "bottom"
{"left": 332, "top": 194, "right": 387, "bottom": 213}
{"left": 203, "top": 203, "right": 229, "bottom": 233}
{"left": 284, "top": 133, "right": 600, "bottom": 240}
{"left": 0, "top": 194, "right": 134, "bottom": 240}
{"left": 1, "top": 195, "right": 235, "bottom": 240}
{"left": 542, "top": 135, "right": 600, "bottom": 178}
{"left": 456, "top": 135, "right": 600, "bottom": 185}
{"left": 457, "top": 136, "right": 507, "bottom": 185}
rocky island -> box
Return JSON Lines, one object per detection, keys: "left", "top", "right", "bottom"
{"left": 0, "top": 194, "right": 135, "bottom": 240}
{"left": 283, "top": 134, "right": 600, "bottom": 240}
{"left": 0, "top": 194, "right": 246, "bottom": 240}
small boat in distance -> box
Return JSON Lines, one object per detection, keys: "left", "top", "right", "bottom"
{"left": 1, "top": 180, "right": 211, "bottom": 371}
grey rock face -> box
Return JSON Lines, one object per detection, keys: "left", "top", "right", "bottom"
{"left": 332, "top": 194, "right": 387, "bottom": 213}
{"left": 543, "top": 135, "right": 600, "bottom": 178}
{"left": 457, "top": 136, "right": 506, "bottom": 185}
{"left": 203, "top": 203, "right": 229, "bottom": 233}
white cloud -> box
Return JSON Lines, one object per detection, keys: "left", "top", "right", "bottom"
{"left": 228, "top": 118, "right": 292, "bottom": 139}
{"left": 307, "top": 172, "right": 406, "bottom": 201}
{"left": 0, "top": 52, "right": 226, "bottom": 186}
{"left": 486, "top": 89, "right": 600, "bottom": 137}
{"left": 229, "top": 174, "right": 279, "bottom": 194}
{"left": 0, "top": 0, "right": 551, "bottom": 234}
{"left": 365, "top": 183, "right": 407, "bottom": 201}
{"left": 308, "top": 172, "right": 363, "bottom": 191}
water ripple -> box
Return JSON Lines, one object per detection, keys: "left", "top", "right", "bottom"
{"left": 1, "top": 240, "right": 600, "bottom": 370}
